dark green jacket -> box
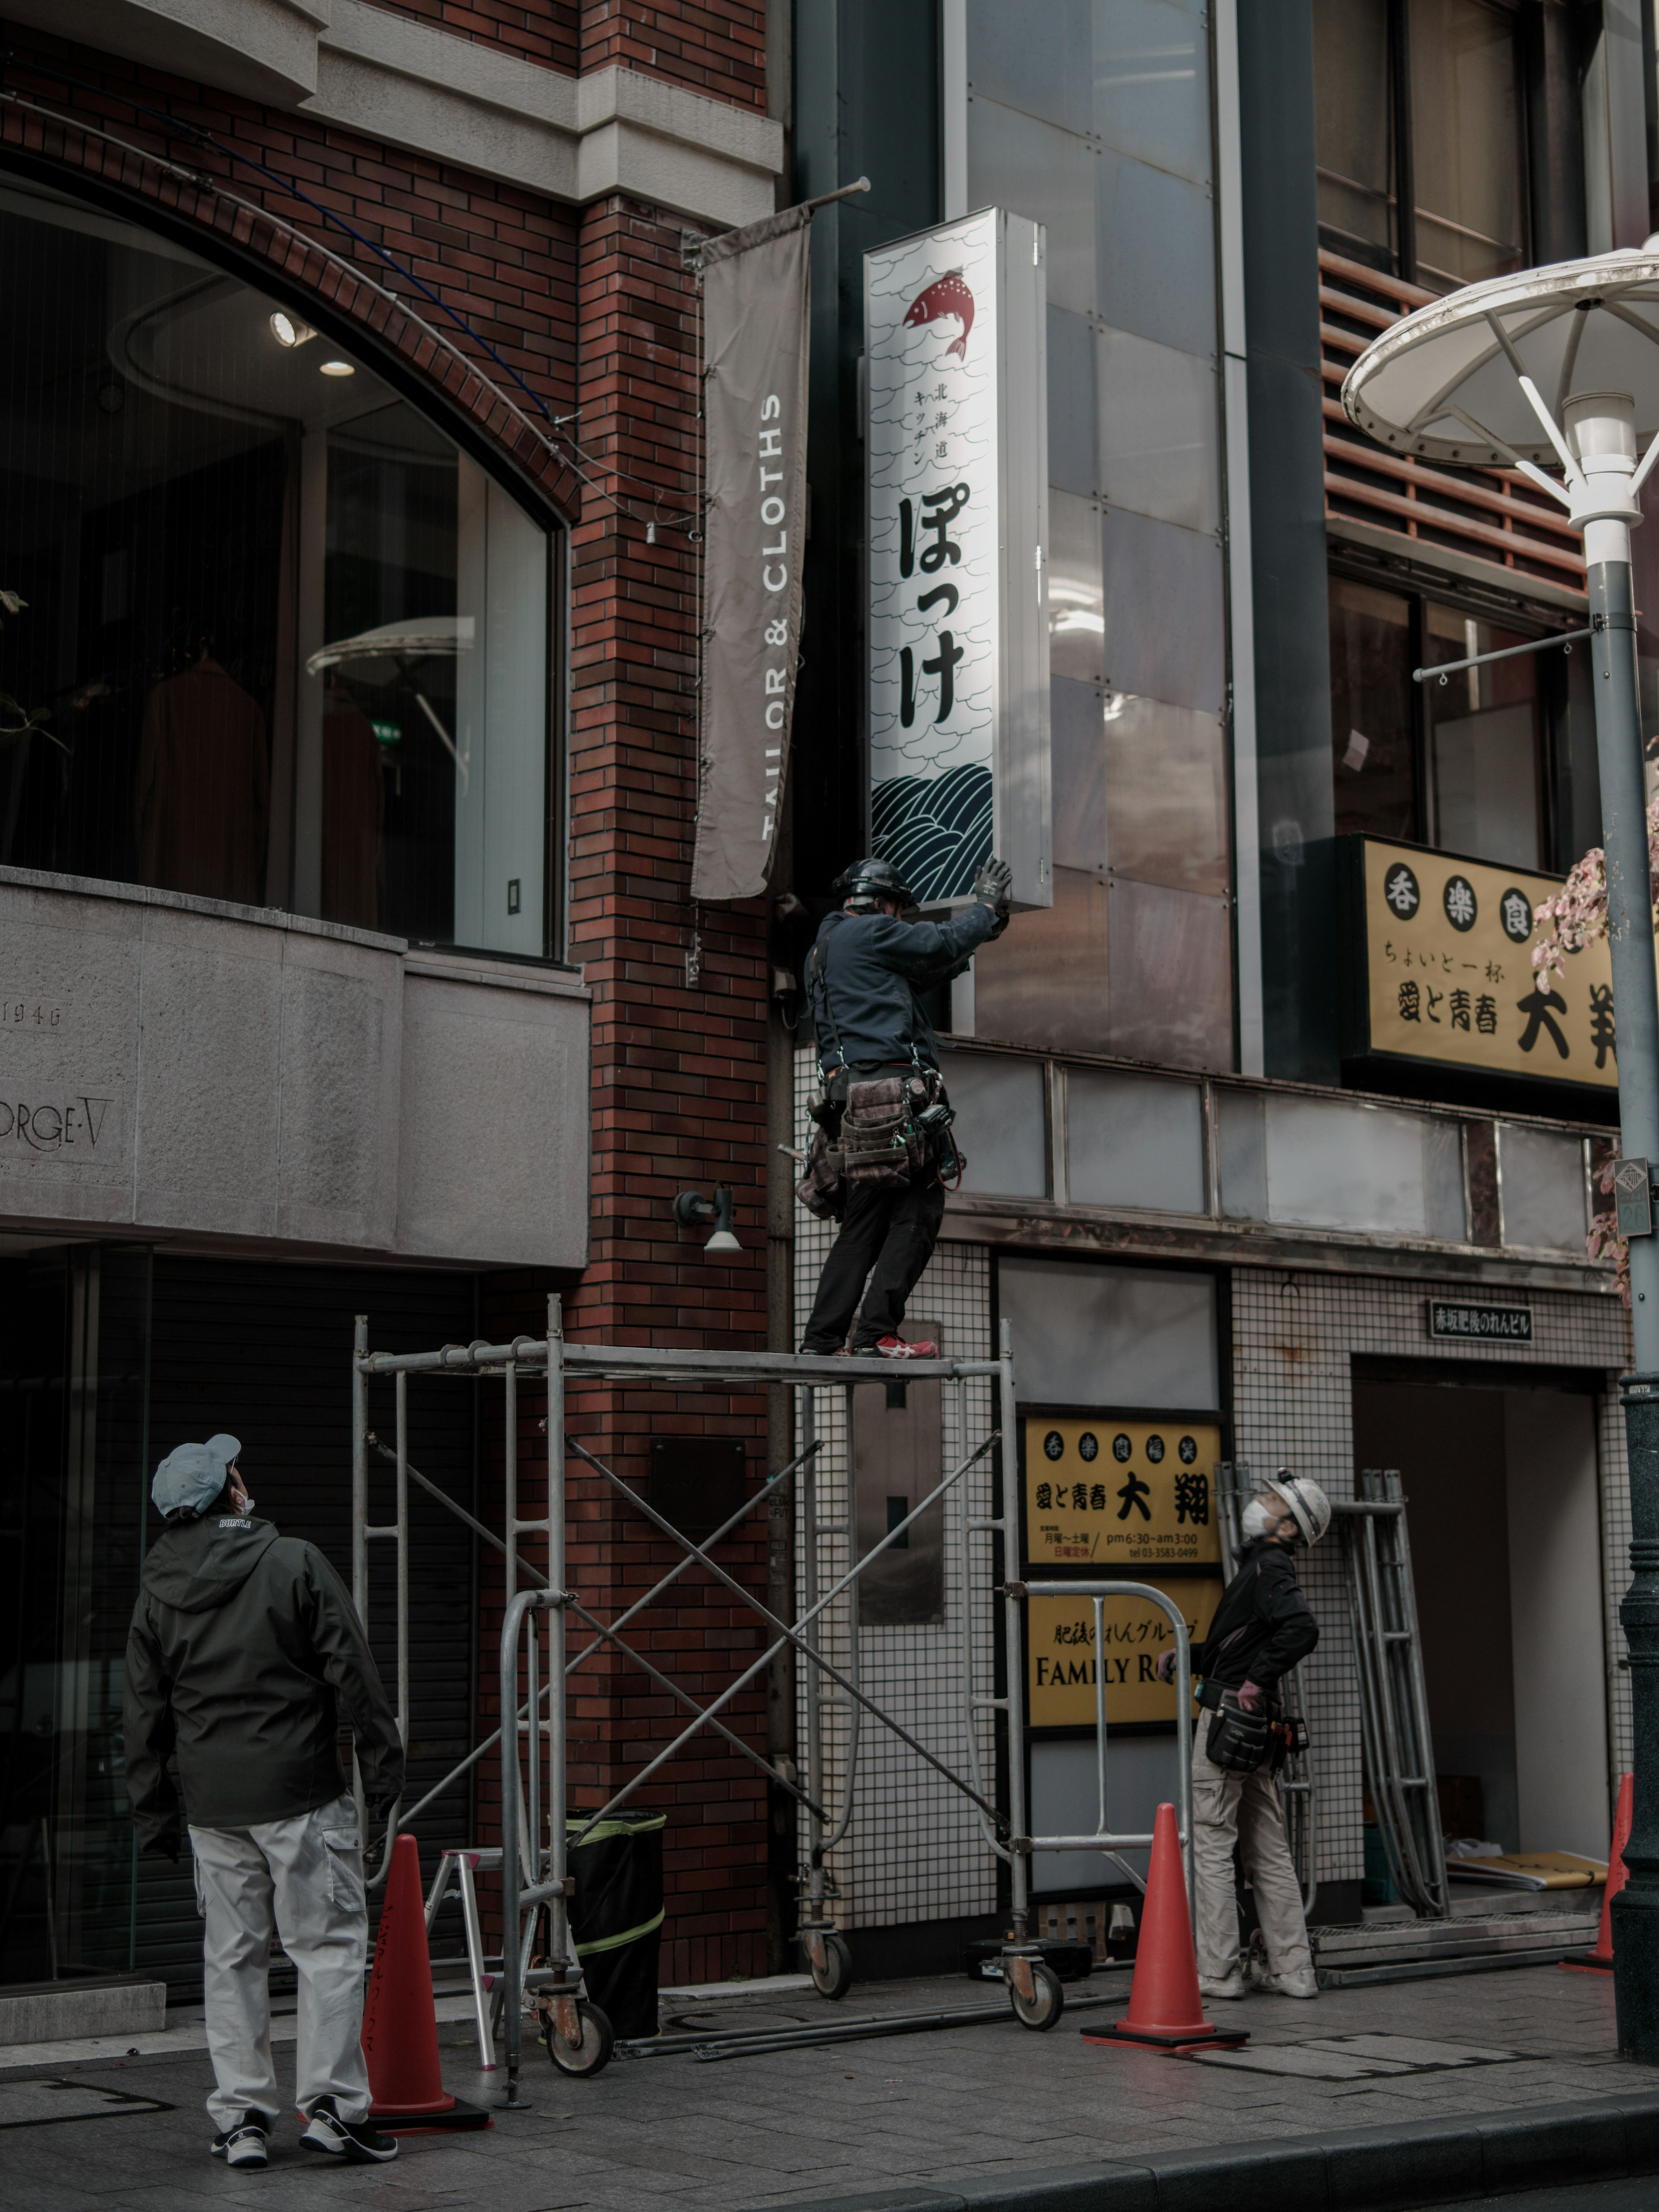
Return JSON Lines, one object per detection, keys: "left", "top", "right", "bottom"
{"left": 124, "top": 1510, "right": 403, "bottom": 1853}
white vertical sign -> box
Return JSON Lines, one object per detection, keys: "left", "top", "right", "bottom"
{"left": 866, "top": 207, "right": 1050, "bottom": 909}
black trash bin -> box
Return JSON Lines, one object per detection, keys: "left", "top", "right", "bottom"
{"left": 563, "top": 1811, "right": 665, "bottom": 2040}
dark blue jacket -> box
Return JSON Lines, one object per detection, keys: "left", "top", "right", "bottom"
{"left": 805, "top": 903, "right": 1002, "bottom": 1074}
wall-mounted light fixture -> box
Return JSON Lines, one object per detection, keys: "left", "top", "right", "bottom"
{"left": 674, "top": 1185, "right": 739, "bottom": 1252}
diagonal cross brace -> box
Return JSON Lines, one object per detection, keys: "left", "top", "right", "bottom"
{"left": 364, "top": 1431, "right": 825, "bottom": 1830}
{"left": 563, "top": 1595, "right": 828, "bottom": 1822}
{"left": 564, "top": 1429, "right": 1003, "bottom": 1843}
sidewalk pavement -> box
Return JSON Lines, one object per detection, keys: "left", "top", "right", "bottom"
{"left": 0, "top": 1958, "right": 1650, "bottom": 2212}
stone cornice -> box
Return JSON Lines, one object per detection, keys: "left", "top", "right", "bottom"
{"left": 1, "top": 0, "right": 783, "bottom": 224}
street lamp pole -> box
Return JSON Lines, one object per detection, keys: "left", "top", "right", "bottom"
{"left": 1573, "top": 400, "right": 1659, "bottom": 2055}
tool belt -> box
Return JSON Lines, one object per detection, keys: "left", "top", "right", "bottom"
{"left": 795, "top": 1121, "right": 848, "bottom": 1222}
{"left": 1200, "top": 1681, "right": 1308, "bottom": 1776}
{"left": 840, "top": 1072, "right": 937, "bottom": 1191}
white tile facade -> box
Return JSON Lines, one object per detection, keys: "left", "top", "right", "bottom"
{"left": 791, "top": 1052, "right": 1633, "bottom": 1924}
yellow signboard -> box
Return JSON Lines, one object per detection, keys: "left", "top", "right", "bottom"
{"left": 1028, "top": 1578, "right": 1224, "bottom": 1727}
{"left": 1023, "top": 1417, "right": 1223, "bottom": 1570}
{"left": 1357, "top": 837, "right": 1619, "bottom": 1089}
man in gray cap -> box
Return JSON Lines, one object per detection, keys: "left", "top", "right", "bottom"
{"left": 125, "top": 1434, "right": 404, "bottom": 2170}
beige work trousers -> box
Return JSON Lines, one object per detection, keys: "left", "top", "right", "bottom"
{"left": 1191, "top": 1713, "right": 1313, "bottom": 1983}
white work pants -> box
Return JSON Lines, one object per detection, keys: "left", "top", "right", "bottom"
{"left": 1191, "top": 1715, "right": 1313, "bottom": 1982}
{"left": 189, "top": 1792, "right": 372, "bottom": 2129}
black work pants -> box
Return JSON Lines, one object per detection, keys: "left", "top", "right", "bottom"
{"left": 800, "top": 1165, "right": 946, "bottom": 1353}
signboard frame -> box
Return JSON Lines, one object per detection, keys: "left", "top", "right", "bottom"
{"left": 1337, "top": 831, "right": 1628, "bottom": 1101}
{"left": 864, "top": 206, "right": 1052, "bottom": 912}
{"left": 1016, "top": 1405, "right": 1229, "bottom": 1740}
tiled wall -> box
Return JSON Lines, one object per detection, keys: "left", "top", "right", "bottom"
{"left": 1230, "top": 1267, "right": 1631, "bottom": 1885}
{"left": 792, "top": 1058, "right": 1001, "bottom": 1931}
{"left": 795, "top": 1014, "right": 1632, "bottom": 1924}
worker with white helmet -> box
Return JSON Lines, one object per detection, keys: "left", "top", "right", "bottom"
{"left": 1157, "top": 1468, "right": 1330, "bottom": 2000}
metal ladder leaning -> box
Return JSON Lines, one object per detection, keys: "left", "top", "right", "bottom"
{"left": 1343, "top": 1468, "right": 1448, "bottom": 1918}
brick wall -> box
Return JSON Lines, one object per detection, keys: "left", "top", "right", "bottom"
{"left": 357, "top": 0, "right": 767, "bottom": 107}
{"left": 3, "top": 2, "right": 775, "bottom": 1984}
{"left": 359, "top": 0, "right": 581, "bottom": 74}
{"left": 579, "top": 0, "right": 766, "bottom": 106}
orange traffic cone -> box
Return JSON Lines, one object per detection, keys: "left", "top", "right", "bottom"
{"left": 1562, "top": 1771, "right": 1630, "bottom": 1975}
{"left": 1080, "top": 1802, "right": 1248, "bottom": 2050}
{"left": 361, "top": 1835, "right": 490, "bottom": 2131}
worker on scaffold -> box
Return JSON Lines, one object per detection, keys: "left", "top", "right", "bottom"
{"left": 796, "top": 852, "right": 1013, "bottom": 1357}
{"left": 1157, "top": 1469, "right": 1331, "bottom": 2000}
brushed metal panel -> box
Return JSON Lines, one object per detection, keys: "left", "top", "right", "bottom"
{"left": 1105, "top": 875, "right": 1231, "bottom": 1071}
{"left": 973, "top": 865, "right": 1109, "bottom": 1053}
{"left": 1104, "top": 691, "right": 1228, "bottom": 892}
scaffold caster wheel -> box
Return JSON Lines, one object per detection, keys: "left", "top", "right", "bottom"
{"left": 1008, "top": 1961, "right": 1065, "bottom": 2031}
{"left": 543, "top": 1997, "right": 614, "bottom": 2077}
{"left": 807, "top": 1932, "right": 854, "bottom": 2000}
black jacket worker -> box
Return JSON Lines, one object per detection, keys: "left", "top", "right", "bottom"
{"left": 799, "top": 852, "right": 1011, "bottom": 1357}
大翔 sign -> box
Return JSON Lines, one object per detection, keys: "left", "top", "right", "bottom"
{"left": 1341, "top": 834, "right": 1641, "bottom": 1093}
{"left": 865, "top": 209, "right": 1051, "bottom": 909}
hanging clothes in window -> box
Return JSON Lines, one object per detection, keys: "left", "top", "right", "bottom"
{"left": 134, "top": 659, "right": 270, "bottom": 905}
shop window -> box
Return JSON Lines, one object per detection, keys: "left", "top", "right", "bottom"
{"left": 0, "top": 174, "right": 557, "bottom": 956}
{"left": 1497, "top": 1124, "right": 1588, "bottom": 1251}
{"left": 1329, "top": 578, "right": 1417, "bottom": 840}
{"left": 997, "top": 1257, "right": 1218, "bottom": 1410}
{"left": 1328, "top": 575, "right": 1553, "bottom": 870}
{"left": 1422, "top": 603, "right": 1545, "bottom": 871}
{"left": 943, "top": 1055, "right": 1050, "bottom": 1197}
{"left": 1065, "top": 1068, "right": 1205, "bottom": 1215}
{"left": 1315, "top": 0, "right": 1527, "bottom": 291}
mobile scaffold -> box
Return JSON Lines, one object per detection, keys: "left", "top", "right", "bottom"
{"left": 350, "top": 1301, "right": 1194, "bottom": 2098}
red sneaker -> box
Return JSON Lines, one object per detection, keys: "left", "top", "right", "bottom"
{"left": 875, "top": 1335, "right": 938, "bottom": 1360}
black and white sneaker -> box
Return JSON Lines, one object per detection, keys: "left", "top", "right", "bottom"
{"left": 300, "top": 2097, "right": 398, "bottom": 2164}
{"left": 211, "top": 2113, "right": 272, "bottom": 2169}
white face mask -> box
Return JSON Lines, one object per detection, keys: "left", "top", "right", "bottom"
{"left": 1241, "top": 1498, "right": 1278, "bottom": 1541}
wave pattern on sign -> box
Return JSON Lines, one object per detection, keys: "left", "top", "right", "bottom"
{"left": 872, "top": 765, "right": 992, "bottom": 906}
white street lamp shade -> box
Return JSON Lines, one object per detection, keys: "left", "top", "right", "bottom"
{"left": 1342, "top": 248, "right": 1659, "bottom": 466}
{"left": 306, "top": 613, "right": 476, "bottom": 680}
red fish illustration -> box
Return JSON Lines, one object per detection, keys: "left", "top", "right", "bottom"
{"left": 903, "top": 270, "right": 975, "bottom": 360}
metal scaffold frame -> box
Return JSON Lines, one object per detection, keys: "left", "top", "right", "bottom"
{"left": 349, "top": 1304, "right": 1196, "bottom": 2095}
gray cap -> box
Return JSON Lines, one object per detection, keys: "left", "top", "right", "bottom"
{"left": 152, "top": 1433, "right": 241, "bottom": 1519}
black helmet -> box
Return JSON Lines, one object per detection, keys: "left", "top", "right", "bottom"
{"left": 832, "top": 855, "right": 913, "bottom": 910}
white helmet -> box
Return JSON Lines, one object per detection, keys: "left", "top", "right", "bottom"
{"left": 1265, "top": 1470, "right": 1331, "bottom": 1548}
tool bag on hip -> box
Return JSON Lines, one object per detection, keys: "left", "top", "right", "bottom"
{"left": 795, "top": 1123, "right": 849, "bottom": 1222}
{"left": 841, "top": 1075, "right": 931, "bottom": 1191}
{"left": 1205, "top": 1690, "right": 1274, "bottom": 1774}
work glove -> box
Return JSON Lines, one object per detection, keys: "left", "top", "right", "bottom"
{"left": 1236, "top": 1680, "right": 1265, "bottom": 1716}
{"left": 972, "top": 856, "right": 1013, "bottom": 915}
{"left": 1154, "top": 1649, "right": 1177, "bottom": 1685}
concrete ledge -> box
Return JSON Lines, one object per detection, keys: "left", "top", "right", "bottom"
{"left": 754, "top": 2088, "right": 1659, "bottom": 2212}
{"left": 0, "top": 1980, "right": 166, "bottom": 2048}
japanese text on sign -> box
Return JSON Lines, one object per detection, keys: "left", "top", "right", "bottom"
{"left": 1358, "top": 837, "right": 1643, "bottom": 1090}
{"left": 867, "top": 216, "right": 998, "bottom": 904}
{"left": 1027, "top": 1580, "right": 1222, "bottom": 1728}
{"left": 1427, "top": 1301, "right": 1532, "bottom": 1342}
{"left": 1023, "top": 1418, "right": 1223, "bottom": 1569}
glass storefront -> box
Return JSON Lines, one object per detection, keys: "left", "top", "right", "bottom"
{"left": 1328, "top": 577, "right": 1549, "bottom": 870}
{"left": 0, "top": 1245, "right": 483, "bottom": 1995}
{"left": 1314, "top": 0, "right": 1527, "bottom": 292}
{"left": 0, "top": 175, "right": 557, "bottom": 956}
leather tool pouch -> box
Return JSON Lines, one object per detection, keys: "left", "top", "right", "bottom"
{"left": 1205, "top": 1692, "right": 1274, "bottom": 1775}
{"left": 842, "top": 1075, "right": 930, "bottom": 1191}
{"left": 796, "top": 1125, "right": 848, "bottom": 1222}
